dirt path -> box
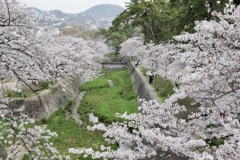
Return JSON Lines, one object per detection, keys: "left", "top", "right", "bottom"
{"left": 71, "top": 91, "right": 85, "bottom": 126}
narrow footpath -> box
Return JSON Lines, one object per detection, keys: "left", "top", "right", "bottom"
{"left": 126, "top": 58, "right": 161, "bottom": 104}
{"left": 136, "top": 67, "right": 161, "bottom": 103}
{"left": 71, "top": 91, "right": 85, "bottom": 126}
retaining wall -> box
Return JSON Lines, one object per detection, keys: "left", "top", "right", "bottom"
{"left": 125, "top": 57, "right": 160, "bottom": 103}
{"left": 9, "top": 72, "right": 85, "bottom": 120}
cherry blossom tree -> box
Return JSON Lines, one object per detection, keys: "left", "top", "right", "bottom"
{"left": 36, "top": 30, "right": 109, "bottom": 78}
{"left": 0, "top": 0, "right": 110, "bottom": 159}
{"left": 0, "top": 0, "right": 54, "bottom": 81}
{"left": 120, "top": 37, "right": 147, "bottom": 67}
{"left": 120, "top": 37, "right": 180, "bottom": 77}
{"left": 69, "top": 3, "right": 240, "bottom": 160}
{"left": 0, "top": 1, "right": 65, "bottom": 159}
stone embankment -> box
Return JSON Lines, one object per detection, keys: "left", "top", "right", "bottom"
{"left": 9, "top": 72, "right": 85, "bottom": 120}
{"left": 125, "top": 57, "right": 160, "bottom": 104}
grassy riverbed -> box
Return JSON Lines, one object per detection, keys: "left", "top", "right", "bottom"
{"left": 79, "top": 69, "right": 138, "bottom": 124}
{"left": 45, "top": 69, "right": 138, "bottom": 159}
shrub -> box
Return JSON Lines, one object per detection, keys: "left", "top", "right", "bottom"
{"left": 22, "top": 154, "right": 30, "bottom": 160}
{"left": 65, "top": 100, "right": 73, "bottom": 113}
{"left": 152, "top": 76, "right": 175, "bottom": 99}
{"left": 41, "top": 118, "right": 48, "bottom": 124}
{"left": 209, "top": 138, "right": 224, "bottom": 147}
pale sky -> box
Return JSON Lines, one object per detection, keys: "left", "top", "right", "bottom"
{"left": 18, "top": 0, "right": 131, "bottom": 13}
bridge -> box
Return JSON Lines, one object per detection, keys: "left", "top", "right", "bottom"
{"left": 101, "top": 62, "right": 127, "bottom": 70}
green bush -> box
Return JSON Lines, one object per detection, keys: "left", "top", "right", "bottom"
{"left": 40, "top": 118, "right": 48, "bottom": 124}
{"left": 209, "top": 138, "right": 224, "bottom": 147}
{"left": 152, "top": 76, "right": 175, "bottom": 99}
{"left": 65, "top": 100, "right": 73, "bottom": 113}
{"left": 22, "top": 154, "right": 30, "bottom": 160}
{"left": 103, "top": 52, "right": 124, "bottom": 62}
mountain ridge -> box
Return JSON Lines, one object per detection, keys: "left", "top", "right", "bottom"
{"left": 26, "top": 4, "right": 124, "bottom": 30}
{"left": 82, "top": 4, "right": 124, "bottom": 17}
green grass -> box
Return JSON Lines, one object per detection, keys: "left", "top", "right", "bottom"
{"left": 81, "top": 78, "right": 109, "bottom": 91}
{"left": 40, "top": 118, "right": 48, "bottom": 124}
{"left": 39, "top": 80, "right": 57, "bottom": 90}
{"left": 140, "top": 67, "right": 175, "bottom": 101}
{"left": 51, "top": 87, "right": 58, "bottom": 95}
{"left": 39, "top": 81, "right": 49, "bottom": 89}
{"left": 22, "top": 154, "right": 30, "bottom": 160}
{"left": 5, "top": 80, "right": 57, "bottom": 98}
{"left": 6, "top": 90, "right": 28, "bottom": 98}
{"left": 79, "top": 69, "right": 138, "bottom": 124}
{"left": 152, "top": 76, "right": 175, "bottom": 100}
{"left": 47, "top": 109, "right": 117, "bottom": 159}
{"left": 64, "top": 100, "right": 73, "bottom": 113}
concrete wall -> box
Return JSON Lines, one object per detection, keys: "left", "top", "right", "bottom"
{"left": 125, "top": 57, "right": 160, "bottom": 103}
{"left": 9, "top": 73, "right": 85, "bottom": 120}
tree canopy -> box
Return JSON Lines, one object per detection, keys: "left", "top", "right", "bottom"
{"left": 110, "top": 0, "right": 233, "bottom": 43}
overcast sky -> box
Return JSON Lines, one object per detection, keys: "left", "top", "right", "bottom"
{"left": 18, "top": 0, "right": 131, "bottom": 13}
